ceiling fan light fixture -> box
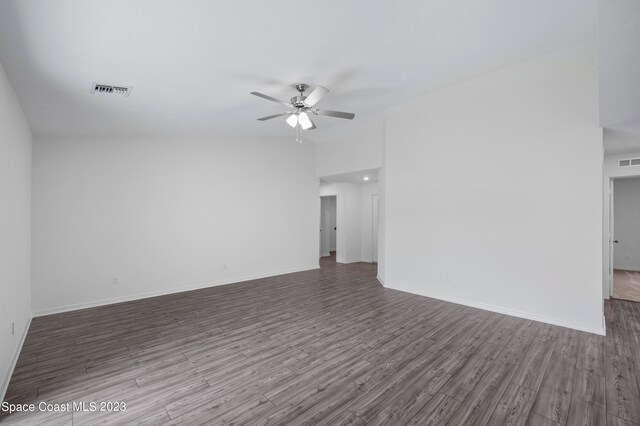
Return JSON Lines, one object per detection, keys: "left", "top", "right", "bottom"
{"left": 251, "top": 84, "right": 354, "bottom": 138}
{"left": 298, "top": 112, "right": 312, "bottom": 130}
{"left": 286, "top": 113, "right": 298, "bottom": 128}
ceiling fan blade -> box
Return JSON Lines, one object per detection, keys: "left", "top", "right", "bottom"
{"left": 303, "top": 86, "right": 329, "bottom": 107}
{"left": 250, "top": 92, "right": 292, "bottom": 107}
{"left": 316, "top": 109, "right": 355, "bottom": 120}
{"left": 307, "top": 114, "right": 317, "bottom": 130}
{"left": 257, "top": 113, "right": 287, "bottom": 121}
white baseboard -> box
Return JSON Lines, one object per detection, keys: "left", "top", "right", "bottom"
{"left": 377, "top": 275, "right": 385, "bottom": 286}
{"left": 384, "top": 284, "right": 606, "bottom": 336}
{"left": 338, "top": 258, "right": 376, "bottom": 265}
{"left": 33, "top": 265, "right": 320, "bottom": 317}
{"left": 1, "top": 314, "right": 32, "bottom": 402}
{"left": 613, "top": 265, "right": 640, "bottom": 272}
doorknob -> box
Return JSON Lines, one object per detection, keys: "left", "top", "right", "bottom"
{"left": 613, "top": 240, "right": 620, "bottom": 243}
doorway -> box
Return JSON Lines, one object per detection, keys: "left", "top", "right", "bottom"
{"left": 319, "top": 168, "right": 380, "bottom": 267}
{"left": 610, "top": 176, "right": 640, "bottom": 302}
{"left": 320, "top": 195, "right": 337, "bottom": 259}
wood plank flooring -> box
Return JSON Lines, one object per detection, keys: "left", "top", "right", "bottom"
{"left": 1, "top": 256, "right": 639, "bottom": 425}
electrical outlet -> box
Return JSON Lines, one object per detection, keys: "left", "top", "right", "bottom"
{"left": 112, "top": 277, "right": 120, "bottom": 286}
{"left": 11, "top": 321, "right": 15, "bottom": 336}
{"left": 626, "top": 255, "right": 631, "bottom": 261}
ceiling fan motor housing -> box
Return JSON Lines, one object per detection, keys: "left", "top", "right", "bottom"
{"left": 291, "top": 95, "right": 307, "bottom": 108}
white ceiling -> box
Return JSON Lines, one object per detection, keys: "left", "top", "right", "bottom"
{"left": 320, "top": 169, "right": 379, "bottom": 184}
{"left": 604, "top": 129, "right": 640, "bottom": 156}
{"left": 599, "top": 0, "right": 640, "bottom": 131}
{"left": 0, "top": 0, "right": 596, "bottom": 138}
{"left": 599, "top": 0, "right": 640, "bottom": 155}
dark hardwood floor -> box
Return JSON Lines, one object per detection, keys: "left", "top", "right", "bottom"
{"left": 2, "top": 256, "right": 639, "bottom": 425}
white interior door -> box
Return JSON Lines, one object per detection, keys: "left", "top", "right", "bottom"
{"left": 323, "top": 210, "right": 331, "bottom": 256}
{"left": 320, "top": 197, "right": 332, "bottom": 257}
{"left": 329, "top": 197, "right": 336, "bottom": 252}
{"left": 372, "top": 194, "right": 379, "bottom": 263}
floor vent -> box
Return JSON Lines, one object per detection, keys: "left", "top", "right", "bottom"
{"left": 92, "top": 83, "right": 132, "bottom": 97}
{"left": 619, "top": 158, "right": 640, "bottom": 167}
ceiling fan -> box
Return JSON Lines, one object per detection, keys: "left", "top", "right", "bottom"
{"left": 251, "top": 84, "right": 355, "bottom": 131}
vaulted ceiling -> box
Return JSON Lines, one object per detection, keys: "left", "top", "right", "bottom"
{"left": 0, "top": 0, "right": 597, "bottom": 138}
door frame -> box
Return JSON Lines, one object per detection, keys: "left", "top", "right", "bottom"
{"left": 606, "top": 174, "right": 640, "bottom": 298}
{"left": 372, "top": 193, "right": 379, "bottom": 264}
{"left": 608, "top": 178, "right": 614, "bottom": 298}
{"left": 603, "top": 154, "right": 640, "bottom": 300}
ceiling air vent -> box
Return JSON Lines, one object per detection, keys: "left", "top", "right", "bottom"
{"left": 619, "top": 158, "right": 640, "bottom": 168}
{"left": 92, "top": 83, "right": 132, "bottom": 97}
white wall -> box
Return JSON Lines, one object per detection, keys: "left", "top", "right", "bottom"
{"left": 0, "top": 61, "right": 32, "bottom": 400}
{"left": 32, "top": 135, "right": 319, "bottom": 315}
{"left": 314, "top": 115, "right": 384, "bottom": 178}
{"left": 613, "top": 177, "right": 640, "bottom": 270}
{"left": 384, "top": 44, "right": 604, "bottom": 334}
